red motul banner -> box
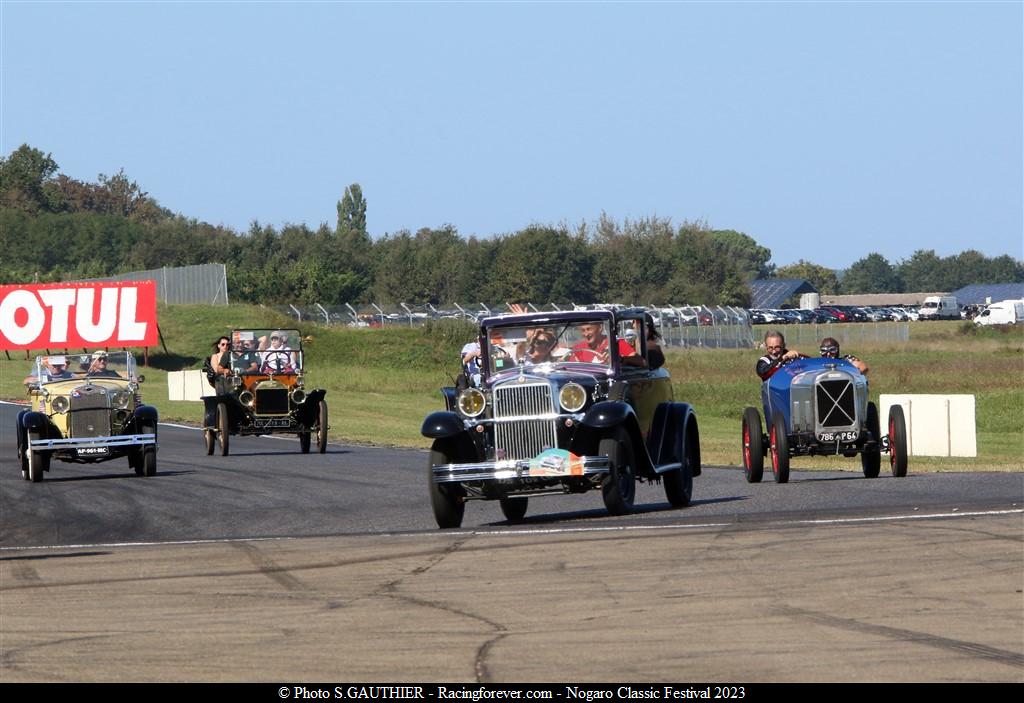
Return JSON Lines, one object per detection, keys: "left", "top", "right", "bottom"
{"left": 0, "top": 280, "right": 159, "bottom": 351}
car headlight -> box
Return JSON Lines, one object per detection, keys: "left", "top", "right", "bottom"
{"left": 239, "top": 390, "right": 255, "bottom": 407}
{"left": 559, "top": 383, "right": 587, "bottom": 412}
{"left": 290, "top": 388, "right": 306, "bottom": 404}
{"left": 112, "top": 390, "right": 132, "bottom": 410}
{"left": 51, "top": 395, "right": 69, "bottom": 414}
{"left": 457, "top": 388, "right": 486, "bottom": 418}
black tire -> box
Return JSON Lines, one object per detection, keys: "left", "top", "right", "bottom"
{"left": 204, "top": 429, "right": 215, "bottom": 456}
{"left": 217, "top": 403, "right": 230, "bottom": 457}
{"left": 316, "top": 400, "right": 328, "bottom": 454}
{"left": 299, "top": 432, "right": 311, "bottom": 453}
{"left": 769, "top": 411, "right": 790, "bottom": 484}
{"left": 27, "top": 430, "right": 48, "bottom": 483}
{"left": 139, "top": 422, "right": 157, "bottom": 477}
{"left": 499, "top": 497, "right": 529, "bottom": 523}
{"left": 428, "top": 441, "right": 466, "bottom": 528}
{"left": 861, "top": 402, "right": 881, "bottom": 478}
{"left": 664, "top": 419, "right": 697, "bottom": 507}
{"left": 600, "top": 427, "right": 636, "bottom": 515}
{"left": 888, "top": 405, "right": 908, "bottom": 478}
{"left": 742, "top": 407, "right": 764, "bottom": 483}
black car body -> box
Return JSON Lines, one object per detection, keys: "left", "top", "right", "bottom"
{"left": 422, "top": 308, "right": 701, "bottom": 528}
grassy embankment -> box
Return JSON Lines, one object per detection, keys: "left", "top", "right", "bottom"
{"left": 2, "top": 305, "right": 1021, "bottom": 472}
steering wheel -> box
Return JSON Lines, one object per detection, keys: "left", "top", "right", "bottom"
{"left": 262, "top": 351, "right": 292, "bottom": 373}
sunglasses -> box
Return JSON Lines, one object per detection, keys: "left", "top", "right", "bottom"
{"left": 766, "top": 345, "right": 783, "bottom": 351}
{"left": 820, "top": 347, "right": 839, "bottom": 357}
{"left": 219, "top": 341, "right": 229, "bottom": 346}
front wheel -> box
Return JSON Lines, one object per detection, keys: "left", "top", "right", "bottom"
{"left": 499, "top": 496, "right": 528, "bottom": 523}
{"left": 217, "top": 403, "right": 230, "bottom": 457}
{"left": 888, "top": 405, "right": 908, "bottom": 477}
{"left": 861, "top": 402, "right": 881, "bottom": 478}
{"left": 742, "top": 407, "right": 764, "bottom": 483}
{"left": 204, "top": 428, "right": 215, "bottom": 455}
{"left": 299, "top": 432, "right": 311, "bottom": 453}
{"left": 428, "top": 441, "right": 466, "bottom": 529}
{"left": 769, "top": 411, "right": 790, "bottom": 484}
{"left": 316, "top": 400, "right": 328, "bottom": 454}
{"left": 139, "top": 422, "right": 157, "bottom": 477}
{"left": 27, "top": 430, "right": 48, "bottom": 483}
{"left": 600, "top": 427, "right": 636, "bottom": 515}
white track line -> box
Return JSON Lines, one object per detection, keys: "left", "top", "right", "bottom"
{"left": 1, "top": 508, "right": 1020, "bottom": 553}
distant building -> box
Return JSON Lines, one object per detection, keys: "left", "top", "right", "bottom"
{"left": 749, "top": 279, "right": 818, "bottom": 309}
{"left": 950, "top": 283, "right": 1024, "bottom": 306}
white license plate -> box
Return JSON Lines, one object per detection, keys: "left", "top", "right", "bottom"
{"left": 818, "top": 431, "right": 857, "bottom": 443}
{"left": 254, "top": 418, "right": 291, "bottom": 429}
{"left": 77, "top": 446, "right": 110, "bottom": 456}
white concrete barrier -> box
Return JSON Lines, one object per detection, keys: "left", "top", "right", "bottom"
{"left": 167, "top": 370, "right": 208, "bottom": 402}
{"left": 879, "top": 394, "right": 977, "bottom": 457}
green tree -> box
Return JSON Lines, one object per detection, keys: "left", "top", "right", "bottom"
{"left": 0, "top": 144, "right": 64, "bottom": 213}
{"left": 707, "top": 229, "right": 774, "bottom": 280}
{"left": 337, "top": 183, "right": 367, "bottom": 236}
{"left": 897, "top": 249, "right": 946, "bottom": 292}
{"left": 840, "top": 253, "right": 902, "bottom": 294}
{"left": 775, "top": 260, "right": 839, "bottom": 294}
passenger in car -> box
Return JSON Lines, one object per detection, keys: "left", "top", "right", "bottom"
{"left": 232, "top": 337, "right": 261, "bottom": 375}
{"left": 85, "top": 351, "right": 121, "bottom": 378}
{"left": 644, "top": 314, "right": 665, "bottom": 370}
{"left": 24, "top": 356, "right": 74, "bottom": 385}
{"left": 819, "top": 337, "right": 869, "bottom": 375}
{"left": 522, "top": 328, "right": 557, "bottom": 365}
{"left": 570, "top": 322, "right": 643, "bottom": 366}
{"left": 756, "top": 331, "right": 804, "bottom": 380}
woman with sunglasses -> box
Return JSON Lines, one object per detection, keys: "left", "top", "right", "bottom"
{"left": 204, "top": 336, "right": 232, "bottom": 387}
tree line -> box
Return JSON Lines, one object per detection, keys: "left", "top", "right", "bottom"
{"left": 2, "top": 144, "right": 1021, "bottom": 306}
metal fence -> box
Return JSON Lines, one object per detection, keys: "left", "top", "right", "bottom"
{"left": 88, "top": 264, "right": 229, "bottom": 305}
{"left": 754, "top": 322, "right": 911, "bottom": 347}
{"left": 273, "top": 302, "right": 758, "bottom": 349}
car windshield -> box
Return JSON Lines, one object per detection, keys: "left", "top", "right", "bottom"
{"left": 30, "top": 350, "right": 135, "bottom": 386}
{"left": 230, "top": 329, "right": 303, "bottom": 375}
{"left": 484, "top": 318, "right": 626, "bottom": 378}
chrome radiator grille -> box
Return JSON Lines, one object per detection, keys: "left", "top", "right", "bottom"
{"left": 256, "top": 387, "right": 289, "bottom": 415}
{"left": 70, "top": 388, "right": 111, "bottom": 437}
{"left": 493, "top": 382, "right": 556, "bottom": 461}
{"left": 816, "top": 379, "right": 856, "bottom": 428}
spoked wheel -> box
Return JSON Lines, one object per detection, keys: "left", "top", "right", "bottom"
{"left": 316, "top": 400, "right": 328, "bottom": 454}
{"left": 888, "top": 405, "right": 908, "bottom": 477}
{"left": 499, "top": 496, "right": 529, "bottom": 523}
{"left": 204, "top": 428, "right": 215, "bottom": 456}
{"left": 27, "top": 430, "right": 49, "bottom": 483}
{"left": 861, "top": 402, "right": 881, "bottom": 478}
{"left": 428, "top": 440, "right": 466, "bottom": 528}
{"left": 600, "top": 427, "right": 636, "bottom": 515}
{"left": 742, "top": 407, "right": 764, "bottom": 483}
{"left": 217, "top": 403, "right": 230, "bottom": 456}
{"left": 299, "top": 432, "right": 311, "bottom": 454}
{"left": 769, "top": 411, "right": 790, "bottom": 484}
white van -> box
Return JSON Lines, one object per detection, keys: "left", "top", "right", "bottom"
{"left": 975, "top": 299, "right": 1024, "bottom": 326}
{"left": 918, "top": 296, "right": 960, "bottom": 320}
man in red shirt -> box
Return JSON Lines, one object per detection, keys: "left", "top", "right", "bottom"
{"left": 570, "top": 322, "right": 641, "bottom": 365}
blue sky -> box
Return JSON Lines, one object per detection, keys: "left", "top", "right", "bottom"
{"left": 2, "top": 1, "right": 1021, "bottom": 270}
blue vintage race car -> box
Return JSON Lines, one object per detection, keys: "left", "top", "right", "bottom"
{"left": 742, "top": 357, "right": 908, "bottom": 483}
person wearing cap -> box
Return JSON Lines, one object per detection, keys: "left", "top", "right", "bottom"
{"left": 819, "top": 337, "right": 869, "bottom": 375}
{"left": 24, "top": 356, "right": 74, "bottom": 385}
{"left": 258, "top": 330, "right": 296, "bottom": 373}
{"left": 86, "top": 351, "right": 121, "bottom": 377}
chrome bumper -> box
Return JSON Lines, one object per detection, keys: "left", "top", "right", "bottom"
{"left": 29, "top": 433, "right": 157, "bottom": 451}
{"left": 432, "top": 454, "right": 612, "bottom": 483}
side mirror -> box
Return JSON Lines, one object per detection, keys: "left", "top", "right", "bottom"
{"left": 136, "top": 374, "right": 146, "bottom": 384}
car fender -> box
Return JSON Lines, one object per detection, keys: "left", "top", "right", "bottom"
{"left": 646, "top": 402, "right": 701, "bottom": 476}
{"left": 132, "top": 404, "right": 159, "bottom": 426}
{"left": 421, "top": 411, "right": 468, "bottom": 440}
{"left": 574, "top": 402, "right": 655, "bottom": 478}
{"left": 20, "top": 410, "right": 53, "bottom": 437}
{"left": 293, "top": 388, "right": 327, "bottom": 425}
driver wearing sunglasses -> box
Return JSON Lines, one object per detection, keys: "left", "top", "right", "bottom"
{"left": 756, "top": 331, "right": 805, "bottom": 380}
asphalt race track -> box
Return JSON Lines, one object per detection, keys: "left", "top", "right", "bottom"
{"left": 2, "top": 401, "right": 1022, "bottom": 682}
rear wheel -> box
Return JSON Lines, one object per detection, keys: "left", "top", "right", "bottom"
{"left": 664, "top": 419, "right": 697, "bottom": 507}
{"left": 27, "top": 430, "right": 48, "bottom": 483}
{"left": 742, "top": 407, "right": 764, "bottom": 483}
{"left": 316, "top": 400, "right": 328, "bottom": 454}
{"left": 499, "top": 497, "right": 529, "bottom": 523}
{"left": 428, "top": 441, "right": 466, "bottom": 528}
{"left": 204, "top": 428, "right": 215, "bottom": 455}
{"left": 861, "top": 402, "right": 881, "bottom": 478}
{"left": 600, "top": 427, "right": 636, "bottom": 515}
{"left": 769, "top": 411, "right": 790, "bottom": 484}
{"left": 888, "top": 405, "right": 908, "bottom": 477}
{"left": 217, "top": 403, "right": 230, "bottom": 456}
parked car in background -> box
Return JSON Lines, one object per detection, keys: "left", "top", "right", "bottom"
{"left": 975, "top": 300, "right": 1024, "bottom": 326}
{"left": 423, "top": 308, "right": 701, "bottom": 527}
{"left": 918, "top": 296, "right": 960, "bottom": 320}
{"left": 16, "top": 351, "right": 158, "bottom": 482}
